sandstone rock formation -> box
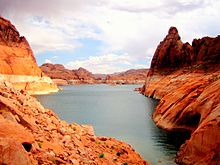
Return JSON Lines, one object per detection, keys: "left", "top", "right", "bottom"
{"left": 150, "top": 26, "right": 220, "bottom": 70}
{"left": 40, "top": 63, "right": 97, "bottom": 85}
{"left": 0, "top": 16, "right": 58, "bottom": 94}
{"left": 142, "top": 27, "right": 220, "bottom": 164}
{"left": 105, "top": 69, "right": 148, "bottom": 85}
{"left": 0, "top": 85, "right": 148, "bottom": 164}
{"left": 41, "top": 63, "right": 148, "bottom": 85}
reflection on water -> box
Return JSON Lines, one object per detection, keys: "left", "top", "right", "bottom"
{"left": 36, "top": 85, "right": 188, "bottom": 165}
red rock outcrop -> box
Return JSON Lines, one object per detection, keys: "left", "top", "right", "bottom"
{"left": 0, "top": 85, "right": 148, "bottom": 164}
{"left": 150, "top": 26, "right": 220, "bottom": 70}
{"left": 142, "top": 27, "right": 220, "bottom": 164}
{"left": 40, "top": 63, "right": 97, "bottom": 85}
{"left": 0, "top": 16, "right": 58, "bottom": 94}
{"left": 41, "top": 63, "right": 148, "bottom": 85}
{"left": 105, "top": 69, "right": 148, "bottom": 85}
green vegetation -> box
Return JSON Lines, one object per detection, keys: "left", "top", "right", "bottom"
{"left": 99, "top": 153, "right": 105, "bottom": 158}
{"left": 37, "top": 141, "right": 42, "bottom": 148}
{"left": 123, "top": 162, "right": 128, "bottom": 165}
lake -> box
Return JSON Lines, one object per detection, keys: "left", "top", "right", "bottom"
{"left": 36, "top": 84, "right": 187, "bottom": 165}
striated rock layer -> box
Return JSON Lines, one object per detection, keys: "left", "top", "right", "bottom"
{"left": 105, "top": 69, "right": 148, "bottom": 85}
{"left": 41, "top": 63, "right": 148, "bottom": 85}
{"left": 0, "top": 16, "right": 58, "bottom": 94}
{"left": 0, "top": 85, "right": 148, "bottom": 165}
{"left": 40, "top": 63, "right": 98, "bottom": 85}
{"left": 142, "top": 27, "right": 220, "bottom": 164}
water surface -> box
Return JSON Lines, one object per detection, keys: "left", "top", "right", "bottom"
{"left": 36, "top": 85, "right": 185, "bottom": 164}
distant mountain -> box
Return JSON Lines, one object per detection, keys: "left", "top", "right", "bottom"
{"left": 40, "top": 63, "right": 97, "bottom": 85}
{"left": 105, "top": 69, "right": 148, "bottom": 84}
{"left": 40, "top": 63, "right": 148, "bottom": 85}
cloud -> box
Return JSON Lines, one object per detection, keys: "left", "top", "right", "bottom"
{"left": 0, "top": 0, "right": 220, "bottom": 72}
{"left": 0, "top": 0, "right": 101, "bottom": 52}
{"left": 44, "top": 59, "right": 52, "bottom": 64}
{"left": 111, "top": 0, "right": 210, "bottom": 15}
{"left": 66, "top": 54, "right": 146, "bottom": 74}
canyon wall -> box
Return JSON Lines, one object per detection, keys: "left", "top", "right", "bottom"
{"left": 41, "top": 63, "right": 148, "bottom": 85}
{"left": 142, "top": 27, "right": 220, "bottom": 164}
{"left": 0, "top": 16, "right": 148, "bottom": 164}
{"left": 40, "top": 63, "right": 97, "bottom": 85}
{"left": 105, "top": 69, "right": 148, "bottom": 85}
{"left": 0, "top": 16, "right": 58, "bottom": 94}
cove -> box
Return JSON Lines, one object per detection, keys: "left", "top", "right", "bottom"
{"left": 36, "top": 84, "right": 187, "bottom": 165}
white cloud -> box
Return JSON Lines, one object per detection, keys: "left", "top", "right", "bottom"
{"left": 52, "top": 56, "right": 58, "bottom": 59}
{"left": 66, "top": 54, "right": 146, "bottom": 74}
{"left": 0, "top": 0, "right": 220, "bottom": 71}
{"left": 44, "top": 59, "right": 52, "bottom": 64}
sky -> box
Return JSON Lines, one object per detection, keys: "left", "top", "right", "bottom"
{"left": 0, "top": 0, "right": 219, "bottom": 74}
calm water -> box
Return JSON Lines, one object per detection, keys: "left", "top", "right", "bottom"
{"left": 36, "top": 85, "right": 186, "bottom": 165}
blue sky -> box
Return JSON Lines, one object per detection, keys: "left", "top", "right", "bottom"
{"left": 0, "top": 0, "right": 220, "bottom": 73}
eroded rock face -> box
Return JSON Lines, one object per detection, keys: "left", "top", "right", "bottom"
{"left": 151, "top": 26, "right": 220, "bottom": 70}
{"left": 0, "top": 138, "right": 34, "bottom": 165}
{"left": 40, "top": 63, "right": 78, "bottom": 81}
{"left": 0, "top": 16, "right": 58, "bottom": 94}
{"left": 176, "top": 80, "right": 220, "bottom": 165}
{"left": 40, "top": 63, "right": 97, "bottom": 85}
{"left": 0, "top": 85, "right": 148, "bottom": 164}
{"left": 142, "top": 27, "right": 220, "bottom": 164}
{"left": 41, "top": 63, "right": 148, "bottom": 85}
{"left": 0, "top": 17, "right": 41, "bottom": 76}
{"left": 105, "top": 69, "right": 148, "bottom": 85}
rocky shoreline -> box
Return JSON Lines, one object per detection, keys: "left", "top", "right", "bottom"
{"left": 0, "top": 74, "right": 59, "bottom": 95}
{"left": 1, "top": 14, "right": 219, "bottom": 164}
{"left": 0, "top": 84, "right": 148, "bottom": 164}
{"left": 0, "top": 16, "right": 149, "bottom": 164}
{"left": 142, "top": 27, "right": 220, "bottom": 164}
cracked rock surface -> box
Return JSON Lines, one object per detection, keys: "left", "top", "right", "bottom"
{"left": 142, "top": 27, "right": 220, "bottom": 165}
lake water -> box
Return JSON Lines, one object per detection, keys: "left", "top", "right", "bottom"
{"left": 36, "top": 85, "right": 187, "bottom": 165}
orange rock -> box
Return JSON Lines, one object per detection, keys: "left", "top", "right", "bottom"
{"left": 40, "top": 63, "right": 98, "bottom": 84}
{"left": 105, "top": 69, "right": 148, "bottom": 84}
{"left": 150, "top": 26, "right": 220, "bottom": 70}
{"left": 0, "top": 137, "right": 34, "bottom": 165}
{"left": 41, "top": 140, "right": 64, "bottom": 155}
{"left": 0, "top": 16, "right": 58, "bottom": 94}
{"left": 0, "top": 17, "right": 41, "bottom": 76}
{"left": 176, "top": 80, "right": 220, "bottom": 164}
{"left": 0, "top": 118, "right": 34, "bottom": 144}
{"left": 142, "top": 27, "right": 220, "bottom": 164}
{"left": 41, "top": 63, "right": 149, "bottom": 85}
{"left": 0, "top": 83, "right": 148, "bottom": 164}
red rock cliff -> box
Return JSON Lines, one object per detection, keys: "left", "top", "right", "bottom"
{"left": 0, "top": 17, "right": 42, "bottom": 75}
{"left": 142, "top": 27, "right": 220, "bottom": 165}
{"left": 0, "top": 16, "right": 58, "bottom": 94}
{"left": 151, "top": 26, "right": 220, "bottom": 70}
{"left": 40, "top": 63, "right": 97, "bottom": 85}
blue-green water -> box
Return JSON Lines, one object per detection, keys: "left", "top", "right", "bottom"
{"left": 36, "top": 85, "right": 186, "bottom": 165}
